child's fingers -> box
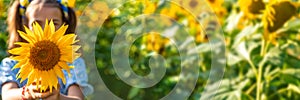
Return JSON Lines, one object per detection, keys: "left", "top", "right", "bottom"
{"left": 25, "top": 85, "right": 40, "bottom": 99}
{"left": 35, "top": 92, "right": 52, "bottom": 99}
{"left": 22, "top": 88, "right": 33, "bottom": 100}
{"left": 28, "top": 89, "right": 36, "bottom": 99}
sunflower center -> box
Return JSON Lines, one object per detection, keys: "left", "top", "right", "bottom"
{"left": 208, "top": 0, "right": 215, "bottom": 3}
{"left": 30, "top": 40, "right": 60, "bottom": 71}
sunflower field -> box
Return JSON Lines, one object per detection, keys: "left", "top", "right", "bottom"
{"left": 1, "top": 0, "right": 300, "bottom": 100}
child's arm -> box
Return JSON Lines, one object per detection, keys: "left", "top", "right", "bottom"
{"left": 59, "top": 84, "right": 84, "bottom": 100}
{"left": 44, "top": 84, "right": 84, "bottom": 100}
{"left": 1, "top": 82, "right": 22, "bottom": 100}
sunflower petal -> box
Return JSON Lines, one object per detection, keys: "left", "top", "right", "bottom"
{"left": 18, "top": 63, "right": 32, "bottom": 82}
{"left": 18, "top": 31, "right": 34, "bottom": 44}
{"left": 49, "top": 19, "right": 56, "bottom": 35}
{"left": 41, "top": 71, "right": 49, "bottom": 92}
{"left": 60, "top": 45, "right": 81, "bottom": 55}
{"left": 58, "top": 61, "right": 71, "bottom": 74}
{"left": 12, "top": 60, "right": 27, "bottom": 70}
{"left": 8, "top": 47, "right": 29, "bottom": 55}
{"left": 57, "top": 34, "right": 76, "bottom": 48}
{"left": 23, "top": 25, "right": 37, "bottom": 42}
{"left": 49, "top": 70, "right": 58, "bottom": 92}
{"left": 44, "top": 19, "right": 50, "bottom": 38}
{"left": 60, "top": 54, "right": 74, "bottom": 63}
{"left": 11, "top": 55, "right": 26, "bottom": 61}
{"left": 27, "top": 69, "right": 36, "bottom": 85}
{"left": 72, "top": 45, "right": 81, "bottom": 51}
{"left": 52, "top": 24, "right": 68, "bottom": 41}
{"left": 14, "top": 42, "right": 32, "bottom": 47}
{"left": 33, "top": 22, "right": 43, "bottom": 41}
{"left": 54, "top": 65, "right": 66, "bottom": 84}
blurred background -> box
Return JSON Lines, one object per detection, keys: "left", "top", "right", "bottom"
{"left": 1, "top": 0, "right": 300, "bottom": 100}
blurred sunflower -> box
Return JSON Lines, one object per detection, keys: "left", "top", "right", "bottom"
{"left": 160, "top": 4, "right": 181, "bottom": 20}
{"left": 143, "top": 0, "right": 158, "bottom": 14}
{"left": 297, "top": 33, "right": 300, "bottom": 41}
{"left": 75, "top": 10, "right": 82, "bottom": 17}
{"left": 206, "top": 0, "right": 223, "bottom": 7}
{"left": 205, "top": 0, "right": 227, "bottom": 24}
{"left": 9, "top": 20, "right": 81, "bottom": 92}
{"left": 188, "top": 20, "right": 207, "bottom": 43}
{"left": 180, "top": 0, "right": 206, "bottom": 15}
{"left": 67, "top": 0, "right": 76, "bottom": 8}
{"left": 0, "top": 1, "right": 4, "bottom": 16}
{"left": 143, "top": 32, "right": 170, "bottom": 54}
{"left": 238, "top": 0, "right": 265, "bottom": 19}
{"left": 262, "top": 0, "right": 297, "bottom": 44}
{"left": 84, "top": 1, "right": 110, "bottom": 28}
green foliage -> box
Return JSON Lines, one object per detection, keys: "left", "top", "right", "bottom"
{"left": 0, "top": 0, "right": 9, "bottom": 60}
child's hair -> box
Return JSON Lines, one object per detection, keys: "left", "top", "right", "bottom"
{"left": 7, "top": 0, "right": 77, "bottom": 51}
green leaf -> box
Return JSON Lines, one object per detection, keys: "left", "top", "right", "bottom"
{"left": 128, "top": 87, "right": 140, "bottom": 99}
{"left": 280, "top": 68, "right": 300, "bottom": 79}
{"left": 232, "top": 24, "right": 261, "bottom": 48}
{"left": 235, "top": 41, "right": 250, "bottom": 61}
{"left": 265, "top": 47, "right": 284, "bottom": 66}
{"left": 279, "top": 18, "right": 300, "bottom": 33}
{"left": 227, "top": 52, "right": 243, "bottom": 66}
{"left": 287, "top": 84, "right": 300, "bottom": 94}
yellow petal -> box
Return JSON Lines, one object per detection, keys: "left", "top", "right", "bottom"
{"left": 14, "top": 42, "right": 32, "bottom": 47}
{"left": 44, "top": 19, "right": 50, "bottom": 37}
{"left": 49, "top": 19, "right": 55, "bottom": 35}
{"left": 48, "top": 70, "right": 58, "bottom": 92}
{"left": 54, "top": 65, "right": 66, "bottom": 84}
{"left": 60, "top": 45, "right": 81, "bottom": 55}
{"left": 52, "top": 24, "right": 68, "bottom": 41}
{"left": 18, "top": 30, "right": 34, "bottom": 44}
{"left": 57, "top": 34, "right": 76, "bottom": 48}
{"left": 33, "top": 22, "right": 43, "bottom": 41}
{"left": 72, "top": 45, "right": 81, "bottom": 51}
{"left": 8, "top": 47, "right": 29, "bottom": 55}
{"left": 60, "top": 52, "right": 81, "bottom": 63}
{"left": 11, "top": 55, "right": 27, "bottom": 61}
{"left": 26, "top": 69, "right": 36, "bottom": 85}
{"left": 18, "top": 62, "right": 32, "bottom": 82}
{"left": 12, "top": 59, "right": 27, "bottom": 70}
{"left": 41, "top": 71, "right": 50, "bottom": 92}
{"left": 23, "top": 25, "right": 37, "bottom": 42}
{"left": 58, "top": 61, "right": 71, "bottom": 74}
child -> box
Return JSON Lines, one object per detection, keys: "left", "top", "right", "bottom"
{"left": 0, "top": 0, "right": 93, "bottom": 99}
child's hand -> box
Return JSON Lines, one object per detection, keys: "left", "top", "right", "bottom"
{"left": 22, "top": 82, "right": 56, "bottom": 100}
{"left": 42, "top": 88, "right": 60, "bottom": 100}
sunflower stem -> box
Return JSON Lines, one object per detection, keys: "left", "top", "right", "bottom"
{"left": 260, "top": 38, "right": 266, "bottom": 56}
{"left": 256, "top": 63, "right": 263, "bottom": 100}
{"left": 257, "top": 37, "right": 268, "bottom": 100}
{"left": 248, "top": 59, "right": 258, "bottom": 78}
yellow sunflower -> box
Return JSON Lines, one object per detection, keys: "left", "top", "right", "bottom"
{"left": 263, "top": 0, "right": 297, "bottom": 33}
{"left": 262, "top": 0, "right": 297, "bottom": 43}
{"left": 143, "top": 32, "right": 170, "bottom": 54}
{"left": 82, "top": 1, "right": 110, "bottom": 28}
{"left": 9, "top": 19, "right": 81, "bottom": 92}
{"left": 205, "top": 0, "right": 227, "bottom": 24}
{"left": 238, "top": 0, "right": 266, "bottom": 19}
{"left": 160, "top": 4, "right": 181, "bottom": 20}
{"left": 142, "top": 0, "right": 158, "bottom": 14}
